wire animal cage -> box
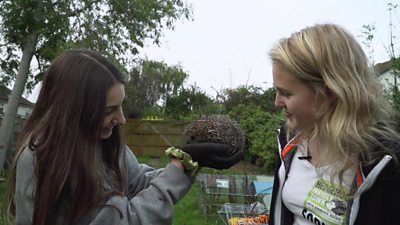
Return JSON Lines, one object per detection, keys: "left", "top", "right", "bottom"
{"left": 196, "top": 173, "right": 273, "bottom": 224}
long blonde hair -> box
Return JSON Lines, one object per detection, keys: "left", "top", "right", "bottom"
{"left": 270, "top": 23, "right": 398, "bottom": 179}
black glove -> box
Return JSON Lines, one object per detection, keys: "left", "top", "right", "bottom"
{"left": 182, "top": 143, "right": 244, "bottom": 170}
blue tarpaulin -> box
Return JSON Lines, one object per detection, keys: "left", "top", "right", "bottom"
{"left": 253, "top": 181, "right": 273, "bottom": 195}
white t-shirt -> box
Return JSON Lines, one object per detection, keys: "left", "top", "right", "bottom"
{"left": 282, "top": 140, "right": 356, "bottom": 225}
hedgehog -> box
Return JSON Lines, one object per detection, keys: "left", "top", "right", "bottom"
{"left": 183, "top": 115, "right": 245, "bottom": 155}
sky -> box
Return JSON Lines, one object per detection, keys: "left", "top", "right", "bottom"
{"left": 26, "top": 0, "right": 396, "bottom": 102}
{"left": 136, "top": 0, "right": 395, "bottom": 98}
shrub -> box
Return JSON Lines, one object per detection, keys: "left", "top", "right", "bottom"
{"left": 228, "top": 105, "right": 284, "bottom": 172}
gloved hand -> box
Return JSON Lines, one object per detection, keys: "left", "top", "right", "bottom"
{"left": 182, "top": 143, "right": 244, "bottom": 170}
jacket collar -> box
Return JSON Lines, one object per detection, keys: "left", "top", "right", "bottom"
{"left": 279, "top": 134, "right": 367, "bottom": 189}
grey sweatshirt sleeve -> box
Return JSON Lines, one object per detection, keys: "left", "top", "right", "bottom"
{"left": 89, "top": 162, "right": 192, "bottom": 225}
{"left": 15, "top": 148, "right": 35, "bottom": 225}
{"left": 15, "top": 147, "right": 193, "bottom": 225}
{"left": 91, "top": 148, "right": 192, "bottom": 225}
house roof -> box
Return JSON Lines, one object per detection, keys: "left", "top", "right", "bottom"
{"left": 374, "top": 60, "right": 392, "bottom": 75}
{"left": 0, "top": 86, "right": 34, "bottom": 107}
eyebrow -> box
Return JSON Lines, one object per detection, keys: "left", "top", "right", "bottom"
{"left": 273, "top": 85, "right": 291, "bottom": 93}
{"left": 106, "top": 105, "right": 119, "bottom": 110}
{"left": 106, "top": 98, "right": 126, "bottom": 108}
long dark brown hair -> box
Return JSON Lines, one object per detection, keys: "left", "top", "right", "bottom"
{"left": 5, "top": 49, "right": 127, "bottom": 225}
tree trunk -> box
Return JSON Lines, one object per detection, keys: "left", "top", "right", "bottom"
{"left": 0, "top": 0, "right": 42, "bottom": 171}
{"left": 0, "top": 32, "right": 37, "bottom": 170}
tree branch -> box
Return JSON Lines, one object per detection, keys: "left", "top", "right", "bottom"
{"left": 66, "top": 0, "right": 103, "bottom": 17}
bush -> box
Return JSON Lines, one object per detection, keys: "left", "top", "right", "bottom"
{"left": 228, "top": 105, "right": 284, "bottom": 172}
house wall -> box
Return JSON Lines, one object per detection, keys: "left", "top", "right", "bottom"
{"left": 378, "top": 70, "right": 399, "bottom": 92}
{"left": 0, "top": 102, "right": 33, "bottom": 118}
{"left": 17, "top": 105, "right": 32, "bottom": 118}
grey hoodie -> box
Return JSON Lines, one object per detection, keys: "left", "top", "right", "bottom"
{"left": 15, "top": 146, "right": 192, "bottom": 225}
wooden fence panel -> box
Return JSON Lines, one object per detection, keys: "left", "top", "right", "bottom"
{"left": 123, "top": 119, "right": 190, "bottom": 157}
{"left": 3, "top": 118, "right": 189, "bottom": 158}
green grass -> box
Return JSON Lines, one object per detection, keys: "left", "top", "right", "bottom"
{"left": 137, "top": 155, "right": 152, "bottom": 164}
{"left": 173, "top": 184, "right": 222, "bottom": 225}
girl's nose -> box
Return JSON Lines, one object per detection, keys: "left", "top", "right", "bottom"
{"left": 275, "top": 94, "right": 284, "bottom": 108}
{"left": 114, "top": 107, "right": 126, "bottom": 125}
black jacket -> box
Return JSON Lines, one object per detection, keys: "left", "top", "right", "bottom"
{"left": 269, "top": 127, "right": 400, "bottom": 225}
